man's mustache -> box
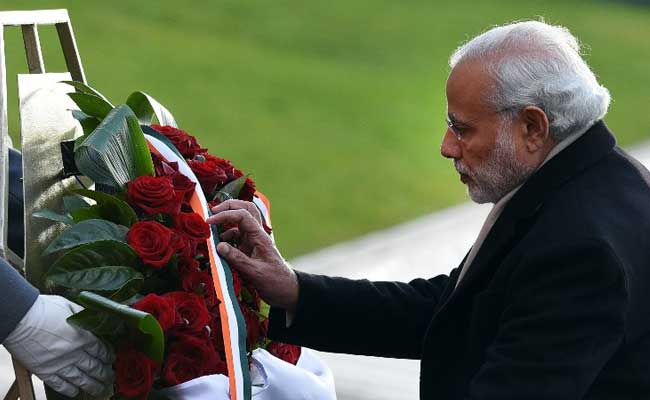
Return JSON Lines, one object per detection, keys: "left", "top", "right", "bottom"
{"left": 454, "top": 160, "right": 471, "bottom": 176}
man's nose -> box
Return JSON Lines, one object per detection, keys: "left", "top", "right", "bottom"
{"left": 440, "top": 128, "right": 461, "bottom": 159}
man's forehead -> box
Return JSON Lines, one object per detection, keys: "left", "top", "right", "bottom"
{"left": 446, "top": 61, "right": 492, "bottom": 117}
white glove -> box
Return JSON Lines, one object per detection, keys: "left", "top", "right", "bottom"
{"left": 3, "top": 295, "right": 114, "bottom": 397}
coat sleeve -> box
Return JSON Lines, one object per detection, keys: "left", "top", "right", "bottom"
{"left": 466, "top": 239, "right": 627, "bottom": 399}
{"left": 0, "top": 149, "right": 35, "bottom": 342}
{"left": 268, "top": 270, "right": 453, "bottom": 359}
{"left": 0, "top": 257, "right": 39, "bottom": 343}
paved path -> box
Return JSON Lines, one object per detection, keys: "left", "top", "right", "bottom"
{"left": 2, "top": 142, "right": 649, "bottom": 399}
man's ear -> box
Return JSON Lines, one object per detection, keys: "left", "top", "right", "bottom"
{"left": 520, "top": 106, "right": 552, "bottom": 153}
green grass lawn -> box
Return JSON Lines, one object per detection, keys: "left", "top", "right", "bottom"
{"left": 2, "top": 0, "right": 650, "bottom": 258}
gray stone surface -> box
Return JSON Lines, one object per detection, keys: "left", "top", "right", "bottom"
{"left": 1, "top": 142, "right": 649, "bottom": 400}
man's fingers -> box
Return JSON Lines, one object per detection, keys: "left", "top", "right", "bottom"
{"left": 207, "top": 209, "right": 265, "bottom": 235}
{"left": 220, "top": 227, "right": 240, "bottom": 243}
{"left": 211, "top": 199, "right": 262, "bottom": 224}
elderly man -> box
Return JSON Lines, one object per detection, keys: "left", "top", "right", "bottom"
{"left": 208, "top": 21, "right": 650, "bottom": 399}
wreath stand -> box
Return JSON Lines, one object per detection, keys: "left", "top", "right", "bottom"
{"left": 0, "top": 9, "right": 86, "bottom": 400}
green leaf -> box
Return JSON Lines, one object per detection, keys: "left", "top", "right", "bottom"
{"left": 110, "top": 283, "right": 143, "bottom": 304}
{"left": 71, "top": 109, "right": 91, "bottom": 121}
{"left": 213, "top": 175, "right": 248, "bottom": 203}
{"left": 61, "top": 81, "right": 113, "bottom": 104}
{"left": 75, "top": 291, "right": 164, "bottom": 361}
{"left": 32, "top": 209, "right": 74, "bottom": 225}
{"left": 126, "top": 92, "right": 154, "bottom": 125}
{"left": 67, "top": 308, "right": 127, "bottom": 340}
{"left": 126, "top": 91, "right": 177, "bottom": 127}
{"left": 71, "top": 110, "right": 101, "bottom": 137}
{"left": 126, "top": 114, "right": 156, "bottom": 178}
{"left": 73, "top": 189, "right": 138, "bottom": 227}
{"left": 241, "top": 286, "right": 254, "bottom": 303}
{"left": 259, "top": 299, "right": 271, "bottom": 320}
{"left": 68, "top": 93, "right": 113, "bottom": 119}
{"left": 63, "top": 195, "right": 91, "bottom": 213}
{"left": 47, "top": 266, "right": 143, "bottom": 291}
{"left": 70, "top": 205, "right": 102, "bottom": 223}
{"left": 43, "top": 219, "right": 129, "bottom": 255}
{"left": 46, "top": 239, "right": 137, "bottom": 275}
{"left": 75, "top": 105, "right": 155, "bottom": 189}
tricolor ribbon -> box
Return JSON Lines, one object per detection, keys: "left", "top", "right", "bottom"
{"left": 145, "top": 134, "right": 251, "bottom": 400}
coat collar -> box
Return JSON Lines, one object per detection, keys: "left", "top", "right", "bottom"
{"left": 446, "top": 120, "right": 616, "bottom": 302}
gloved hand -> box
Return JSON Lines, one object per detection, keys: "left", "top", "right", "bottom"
{"left": 3, "top": 295, "right": 114, "bottom": 397}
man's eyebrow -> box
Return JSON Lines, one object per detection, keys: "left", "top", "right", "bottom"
{"left": 447, "top": 112, "right": 465, "bottom": 125}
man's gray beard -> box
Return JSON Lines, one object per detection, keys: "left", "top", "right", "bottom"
{"left": 455, "top": 126, "right": 536, "bottom": 204}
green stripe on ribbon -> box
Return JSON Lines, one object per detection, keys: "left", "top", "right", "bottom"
{"left": 212, "top": 222, "right": 252, "bottom": 400}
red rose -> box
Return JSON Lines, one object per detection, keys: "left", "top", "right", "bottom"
{"left": 171, "top": 172, "right": 196, "bottom": 203}
{"left": 267, "top": 342, "right": 301, "bottom": 365}
{"left": 152, "top": 125, "right": 206, "bottom": 158}
{"left": 175, "top": 212, "right": 211, "bottom": 243}
{"left": 195, "top": 242, "right": 210, "bottom": 265}
{"left": 170, "top": 231, "right": 194, "bottom": 266}
{"left": 127, "top": 221, "right": 179, "bottom": 268}
{"left": 178, "top": 257, "right": 200, "bottom": 277}
{"left": 127, "top": 175, "right": 181, "bottom": 216}
{"left": 188, "top": 157, "right": 229, "bottom": 195}
{"left": 241, "top": 303, "right": 263, "bottom": 351}
{"left": 151, "top": 153, "right": 179, "bottom": 177}
{"left": 231, "top": 269, "right": 242, "bottom": 297}
{"left": 133, "top": 294, "right": 177, "bottom": 333}
{"left": 261, "top": 318, "right": 269, "bottom": 338}
{"left": 182, "top": 270, "right": 218, "bottom": 308}
{"left": 240, "top": 176, "right": 256, "bottom": 202}
{"left": 162, "top": 334, "right": 227, "bottom": 386}
{"left": 114, "top": 348, "right": 160, "bottom": 398}
{"left": 204, "top": 154, "right": 236, "bottom": 177}
{"left": 230, "top": 168, "right": 256, "bottom": 202}
{"left": 209, "top": 313, "right": 225, "bottom": 352}
{"left": 165, "top": 291, "right": 211, "bottom": 334}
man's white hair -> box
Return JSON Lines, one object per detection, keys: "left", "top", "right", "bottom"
{"left": 449, "top": 20, "right": 611, "bottom": 140}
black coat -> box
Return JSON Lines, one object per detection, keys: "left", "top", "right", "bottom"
{"left": 269, "top": 121, "right": 650, "bottom": 399}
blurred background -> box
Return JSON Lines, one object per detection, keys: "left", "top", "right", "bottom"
{"left": 1, "top": 1, "right": 650, "bottom": 399}
{"left": 2, "top": 0, "right": 649, "bottom": 259}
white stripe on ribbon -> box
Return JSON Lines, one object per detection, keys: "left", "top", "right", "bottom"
{"left": 252, "top": 197, "right": 275, "bottom": 244}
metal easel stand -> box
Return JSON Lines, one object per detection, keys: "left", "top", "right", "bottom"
{"left": 0, "top": 9, "right": 85, "bottom": 400}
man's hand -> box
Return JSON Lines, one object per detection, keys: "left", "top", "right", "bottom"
{"left": 3, "top": 295, "right": 114, "bottom": 397}
{"left": 207, "top": 200, "right": 299, "bottom": 312}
